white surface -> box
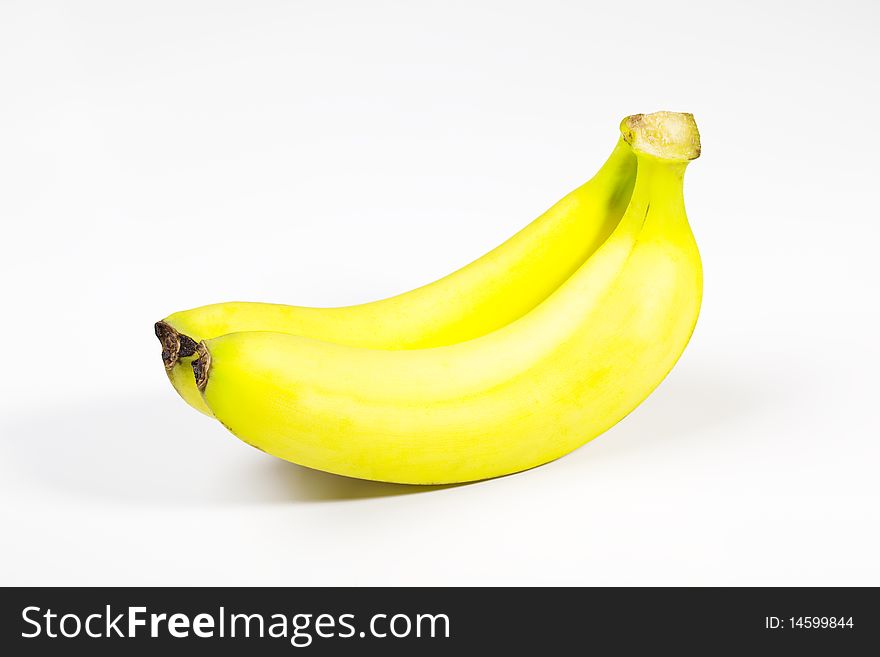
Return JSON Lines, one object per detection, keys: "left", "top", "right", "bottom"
{"left": 1, "top": 0, "right": 878, "bottom": 586}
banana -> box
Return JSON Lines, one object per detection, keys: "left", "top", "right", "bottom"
{"left": 191, "top": 111, "right": 703, "bottom": 484}
{"left": 156, "top": 137, "right": 637, "bottom": 415}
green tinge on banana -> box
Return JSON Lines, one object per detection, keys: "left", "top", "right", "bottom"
{"left": 156, "top": 136, "right": 638, "bottom": 416}
{"left": 183, "top": 111, "right": 703, "bottom": 485}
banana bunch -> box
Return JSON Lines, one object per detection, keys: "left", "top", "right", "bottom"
{"left": 156, "top": 111, "right": 702, "bottom": 484}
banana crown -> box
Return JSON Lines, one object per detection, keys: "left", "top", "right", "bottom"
{"left": 620, "top": 111, "right": 700, "bottom": 162}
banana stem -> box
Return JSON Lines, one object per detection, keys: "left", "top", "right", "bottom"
{"left": 615, "top": 111, "right": 698, "bottom": 226}
{"left": 630, "top": 155, "right": 688, "bottom": 214}
{"left": 589, "top": 137, "right": 638, "bottom": 186}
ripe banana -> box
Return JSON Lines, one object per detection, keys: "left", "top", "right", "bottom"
{"left": 156, "top": 138, "right": 637, "bottom": 415}
{"left": 191, "top": 111, "right": 703, "bottom": 484}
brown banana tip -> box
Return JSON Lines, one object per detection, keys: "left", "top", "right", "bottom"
{"left": 192, "top": 341, "right": 212, "bottom": 392}
{"left": 154, "top": 320, "right": 198, "bottom": 370}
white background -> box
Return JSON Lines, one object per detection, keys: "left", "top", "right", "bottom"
{"left": 1, "top": 0, "right": 878, "bottom": 585}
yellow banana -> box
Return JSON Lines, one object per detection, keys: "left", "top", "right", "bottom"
{"left": 192, "top": 111, "right": 703, "bottom": 484}
{"left": 156, "top": 137, "right": 636, "bottom": 415}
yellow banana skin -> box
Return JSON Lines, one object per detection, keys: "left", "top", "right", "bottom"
{"left": 194, "top": 112, "right": 703, "bottom": 484}
{"left": 158, "top": 139, "right": 636, "bottom": 415}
